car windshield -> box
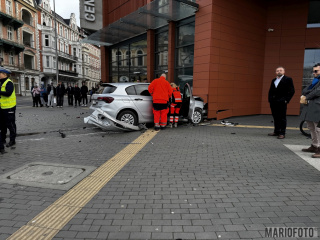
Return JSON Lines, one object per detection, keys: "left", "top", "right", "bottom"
{"left": 99, "top": 85, "right": 117, "bottom": 94}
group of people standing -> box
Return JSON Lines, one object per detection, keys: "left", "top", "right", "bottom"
{"left": 0, "top": 67, "right": 17, "bottom": 154}
{"left": 148, "top": 73, "right": 182, "bottom": 131}
{"left": 31, "top": 82, "right": 94, "bottom": 108}
{"left": 268, "top": 65, "right": 320, "bottom": 158}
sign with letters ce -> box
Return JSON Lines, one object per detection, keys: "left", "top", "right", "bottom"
{"left": 79, "top": 0, "right": 103, "bottom": 32}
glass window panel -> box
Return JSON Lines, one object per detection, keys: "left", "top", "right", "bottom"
{"left": 308, "top": 0, "right": 320, "bottom": 25}
{"left": 175, "top": 67, "right": 193, "bottom": 93}
{"left": 155, "top": 52, "right": 168, "bottom": 69}
{"left": 177, "top": 46, "right": 194, "bottom": 67}
{"left": 111, "top": 75, "right": 118, "bottom": 83}
{"left": 303, "top": 49, "right": 320, "bottom": 88}
{"left": 119, "top": 45, "right": 129, "bottom": 59}
{"left": 177, "top": 22, "right": 195, "bottom": 47}
{"left": 126, "top": 86, "right": 136, "bottom": 95}
{"left": 155, "top": 31, "right": 168, "bottom": 52}
{"left": 134, "top": 84, "right": 150, "bottom": 96}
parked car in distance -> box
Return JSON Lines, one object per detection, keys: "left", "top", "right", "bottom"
{"left": 85, "top": 82, "right": 205, "bottom": 130}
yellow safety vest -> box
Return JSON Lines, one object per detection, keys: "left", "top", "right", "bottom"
{"left": 0, "top": 78, "right": 16, "bottom": 109}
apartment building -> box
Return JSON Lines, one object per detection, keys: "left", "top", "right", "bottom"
{"left": 0, "top": 0, "right": 101, "bottom": 96}
{"left": 0, "top": 0, "right": 40, "bottom": 95}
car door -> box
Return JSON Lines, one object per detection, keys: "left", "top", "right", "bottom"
{"left": 128, "top": 84, "right": 153, "bottom": 121}
{"left": 184, "top": 83, "right": 195, "bottom": 120}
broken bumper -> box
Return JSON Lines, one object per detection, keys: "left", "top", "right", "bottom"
{"left": 84, "top": 108, "right": 141, "bottom": 131}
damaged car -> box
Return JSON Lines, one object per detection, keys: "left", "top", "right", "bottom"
{"left": 84, "top": 82, "right": 206, "bottom": 131}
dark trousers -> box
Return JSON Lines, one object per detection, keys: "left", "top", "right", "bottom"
{"left": 82, "top": 94, "right": 88, "bottom": 105}
{"left": 57, "top": 95, "right": 64, "bottom": 106}
{"left": 74, "top": 96, "right": 81, "bottom": 106}
{"left": 68, "top": 94, "right": 73, "bottom": 105}
{"left": 33, "top": 95, "right": 41, "bottom": 107}
{"left": 270, "top": 102, "right": 287, "bottom": 135}
{"left": 0, "top": 107, "right": 16, "bottom": 143}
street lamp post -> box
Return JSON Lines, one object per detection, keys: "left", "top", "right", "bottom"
{"left": 53, "top": 0, "right": 59, "bottom": 84}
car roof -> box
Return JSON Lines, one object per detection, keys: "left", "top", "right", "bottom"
{"left": 101, "top": 82, "right": 149, "bottom": 87}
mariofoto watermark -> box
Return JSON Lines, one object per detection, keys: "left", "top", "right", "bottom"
{"left": 265, "top": 227, "right": 318, "bottom": 238}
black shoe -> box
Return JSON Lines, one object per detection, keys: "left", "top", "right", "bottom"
{"left": 6, "top": 141, "right": 15, "bottom": 147}
{"left": 160, "top": 126, "right": 166, "bottom": 130}
{"left": 0, "top": 149, "right": 6, "bottom": 154}
{"left": 154, "top": 126, "right": 160, "bottom": 131}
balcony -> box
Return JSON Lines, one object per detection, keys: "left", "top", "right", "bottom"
{"left": 58, "top": 51, "right": 78, "bottom": 62}
{"left": 59, "top": 70, "right": 79, "bottom": 77}
{"left": 0, "top": 38, "right": 25, "bottom": 54}
{"left": 0, "top": 12, "right": 24, "bottom": 30}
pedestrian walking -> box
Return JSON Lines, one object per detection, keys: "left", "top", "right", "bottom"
{"left": 148, "top": 73, "right": 173, "bottom": 131}
{"left": 67, "top": 84, "right": 74, "bottom": 106}
{"left": 40, "top": 84, "right": 47, "bottom": 107}
{"left": 74, "top": 84, "right": 81, "bottom": 107}
{"left": 32, "top": 84, "right": 41, "bottom": 107}
{"left": 0, "top": 67, "right": 17, "bottom": 151}
{"left": 268, "top": 66, "right": 295, "bottom": 139}
{"left": 56, "top": 82, "right": 65, "bottom": 108}
{"left": 80, "top": 82, "right": 88, "bottom": 106}
{"left": 47, "top": 83, "right": 56, "bottom": 108}
{"left": 300, "top": 63, "right": 320, "bottom": 158}
{"left": 168, "top": 83, "right": 182, "bottom": 128}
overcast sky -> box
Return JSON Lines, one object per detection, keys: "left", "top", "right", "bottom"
{"left": 49, "top": 0, "right": 80, "bottom": 26}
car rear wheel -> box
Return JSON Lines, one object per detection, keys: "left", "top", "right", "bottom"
{"left": 117, "top": 110, "right": 138, "bottom": 126}
{"left": 191, "top": 108, "right": 203, "bottom": 124}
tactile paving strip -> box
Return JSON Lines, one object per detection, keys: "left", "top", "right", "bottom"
{"left": 7, "top": 129, "right": 158, "bottom": 240}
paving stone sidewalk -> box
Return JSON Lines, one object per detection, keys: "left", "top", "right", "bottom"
{"left": 0, "top": 103, "right": 319, "bottom": 240}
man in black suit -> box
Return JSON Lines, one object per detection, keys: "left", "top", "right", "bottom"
{"left": 67, "top": 84, "right": 74, "bottom": 106}
{"left": 268, "top": 66, "right": 295, "bottom": 139}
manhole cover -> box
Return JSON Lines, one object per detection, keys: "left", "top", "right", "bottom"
{"left": 0, "top": 162, "right": 96, "bottom": 190}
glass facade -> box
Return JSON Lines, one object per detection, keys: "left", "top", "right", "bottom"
{"left": 307, "top": 0, "right": 320, "bottom": 28}
{"left": 303, "top": 49, "right": 320, "bottom": 89}
{"left": 155, "top": 26, "right": 168, "bottom": 78}
{"left": 175, "top": 17, "right": 195, "bottom": 91}
{"left": 110, "top": 37, "right": 147, "bottom": 82}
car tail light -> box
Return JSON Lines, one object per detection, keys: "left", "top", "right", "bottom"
{"left": 97, "top": 97, "right": 114, "bottom": 103}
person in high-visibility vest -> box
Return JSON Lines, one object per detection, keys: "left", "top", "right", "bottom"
{"left": 0, "top": 67, "right": 16, "bottom": 154}
{"left": 148, "top": 73, "right": 173, "bottom": 131}
{"left": 168, "top": 83, "right": 182, "bottom": 128}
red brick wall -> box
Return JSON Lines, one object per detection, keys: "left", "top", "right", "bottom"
{"left": 261, "top": 0, "right": 315, "bottom": 116}
{"left": 194, "top": 0, "right": 267, "bottom": 119}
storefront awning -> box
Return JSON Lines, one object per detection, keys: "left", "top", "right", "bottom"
{"left": 82, "top": 0, "right": 198, "bottom": 46}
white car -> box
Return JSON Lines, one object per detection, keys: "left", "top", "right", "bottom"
{"left": 84, "top": 82, "right": 205, "bottom": 131}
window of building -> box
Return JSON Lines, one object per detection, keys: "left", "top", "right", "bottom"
{"left": 60, "top": 42, "right": 63, "bottom": 51}
{"left": 23, "top": 31, "right": 33, "bottom": 47}
{"left": 7, "top": 26, "right": 13, "bottom": 40}
{"left": 22, "top": 9, "right": 32, "bottom": 26}
{"left": 59, "top": 25, "right": 63, "bottom": 35}
{"left": 65, "top": 29, "right": 68, "bottom": 39}
{"left": 308, "top": 0, "right": 320, "bottom": 28}
{"left": 303, "top": 49, "right": 320, "bottom": 88}
{"left": 46, "top": 56, "right": 50, "bottom": 67}
{"left": 110, "top": 36, "right": 147, "bottom": 82}
{"left": 25, "top": 77, "right": 30, "bottom": 90}
{"left": 24, "top": 54, "right": 34, "bottom": 69}
{"left": 65, "top": 44, "right": 68, "bottom": 53}
{"left": 53, "top": 57, "right": 56, "bottom": 69}
{"left": 45, "top": 35, "right": 49, "bottom": 46}
{"left": 73, "top": 64, "right": 77, "bottom": 72}
{"left": 155, "top": 26, "right": 168, "bottom": 77}
{"left": 175, "top": 17, "right": 195, "bottom": 89}
{"left": 9, "top": 51, "right": 14, "bottom": 65}
{"left": 48, "top": 17, "right": 51, "bottom": 27}
{"left": 6, "top": 0, "right": 12, "bottom": 14}
{"left": 73, "top": 48, "right": 77, "bottom": 57}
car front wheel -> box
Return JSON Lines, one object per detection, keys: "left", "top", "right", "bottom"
{"left": 191, "top": 108, "right": 203, "bottom": 124}
{"left": 117, "top": 110, "right": 138, "bottom": 126}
